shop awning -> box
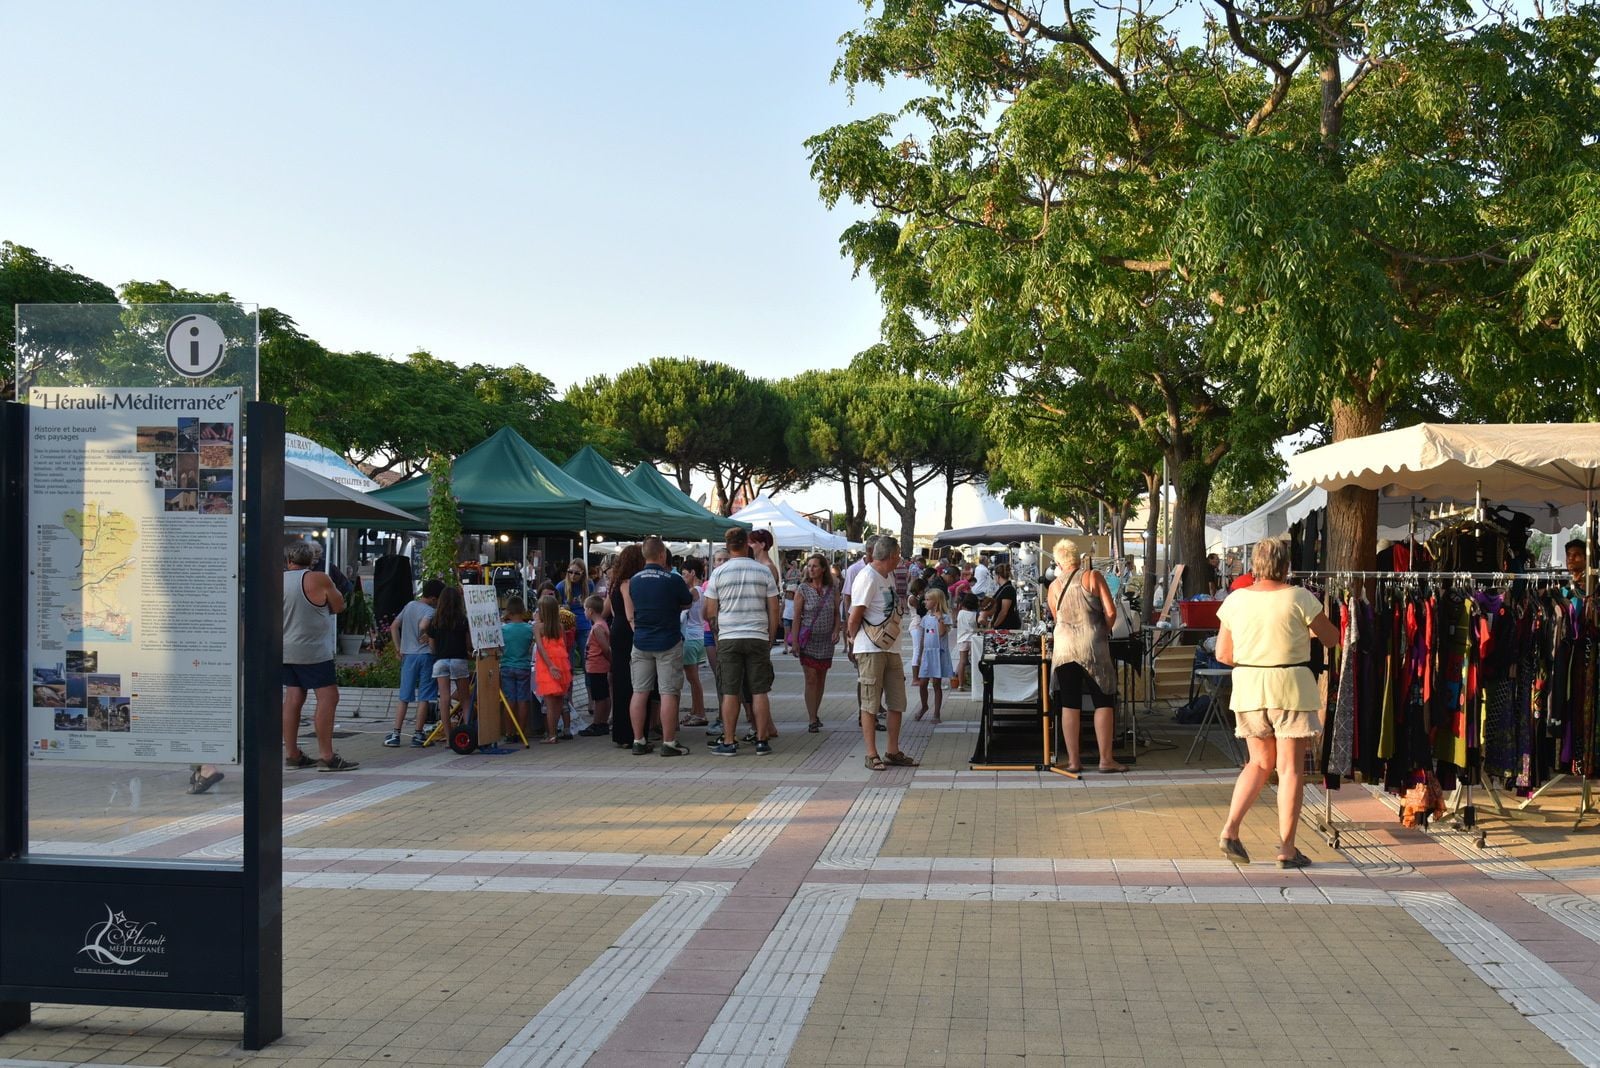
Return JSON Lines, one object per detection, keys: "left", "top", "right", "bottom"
{"left": 285, "top": 464, "right": 421, "bottom": 524}
{"left": 931, "top": 517, "right": 1082, "bottom": 548}
{"left": 1288, "top": 423, "right": 1600, "bottom": 504}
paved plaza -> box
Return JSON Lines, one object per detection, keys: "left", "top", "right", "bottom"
{"left": 5, "top": 652, "right": 1600, "bottom": 1067}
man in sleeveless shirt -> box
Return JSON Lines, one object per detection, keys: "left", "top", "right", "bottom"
{"left": 283, "top": 541, "right": 359, "bottom": 771}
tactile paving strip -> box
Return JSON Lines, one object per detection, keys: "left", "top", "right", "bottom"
{"left": 484, "top": 882, "right": 728, "bottom": 1068}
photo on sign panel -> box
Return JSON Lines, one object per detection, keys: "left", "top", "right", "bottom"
{"left": 65, "top": 650, "right": 97, "bottom": 673}
{"left": 54, "top": 708, "right": 87, "bottom": 731}
{"left": 136, "top": 425, "right": 177, "bottom": 452}
{"left": 32, "top": 665, "right": 63, "bottom": 686}
{"left": 199, "top": 443, "right": 231, "bottom": 468}
{"left": 202, "top": 492, "right": 232, "bottom": 515}
{"left": 199, "top": 468, "right": 232, "bottom": 491}
{"left": 33, "top": 682, "right": 65, "bottom": 707}
{"left": 177, "top": 417, "right": 200, "bottom": 452}
{"left": 175, "top": 452, "right": 198, "bottom": 488}
{"left": 200, "top": 422, "right": 234, "bottom": 444}
{"left": 64, "top": 676, "right": 86, "bottom": 707}
{"left": 154, "top": 453, "right": 177, "bottom": 487}
{"left": 164, "top": 489, "right": 197, "bottom": 512}
{"left": 86, "top": 673, "right": 121, "bottom": 697}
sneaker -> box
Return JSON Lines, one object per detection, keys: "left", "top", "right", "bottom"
{"left": 712, "top": 742, "right": 738, "bottom": 757}
{"left": 755, "top": 741, "right": 773, "bottom": 756}
{"left": 383, "top": 731, "right": 402, "bottom": 747}
{"left": 410, "top": 730, "right": 427, "bottom": 747}
{"left": 558, "top": 731, "right": 574, "bottom": 741}
{"left": 707, "top": 732, "right": 724, "bottom": 748}
{"left": 285, "top": 752, "right": 315, "bottom": 769}
{"left": 318, "top": 753, "right": 360, "bottom": 772}
{"left": 632, "top": 740, "right": 653, "bottom": 755}
{"left": 660, "top": 740, "right": 690, "bottom": 757}
{"left": 706, "top": 723, "right": 722, "bottom": 736}
{"left": 577, "top": 724, "right": 609, "bottom": 737}
{"left": 741, "top": 730, "right": 758, "bottom": 743}
{"left": 875, "top": 720, "right": 887, "bottom": 732}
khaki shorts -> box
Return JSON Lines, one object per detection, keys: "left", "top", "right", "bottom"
{"left": 855, "top": 651, "right": 907, "bottom": 715}
{"left": 631, "top": 643, "right": 685, "bottom": 695}
{"left": 1234, "top": 707, "right": 1321, "bottom": 740}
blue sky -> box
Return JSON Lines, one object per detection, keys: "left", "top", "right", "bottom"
{"left": 5, "top": 1, "right": 899, "bottom": 392}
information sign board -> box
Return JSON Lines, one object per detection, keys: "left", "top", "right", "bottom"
{"left": 25, "top": 386, "right": 242, "bottom": 765}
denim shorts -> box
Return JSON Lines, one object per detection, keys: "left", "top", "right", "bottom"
{"left": 399, "top": 652, "right": 439, "bottom": 703}
{"left": 500, "top": 667, "right": 532, "bottom": 702}
{"left": 431, "top": 657, "right": 472, "bottom": 680}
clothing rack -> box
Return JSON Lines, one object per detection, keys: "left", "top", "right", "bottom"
{"left": 1299, "top": 567, "right": 1593, "bottom": 838}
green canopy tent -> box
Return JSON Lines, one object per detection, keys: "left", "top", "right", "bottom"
{"left": 625, "top": 462, "right": 748, "bottom": 537}
{"left": 339, "top": 427, "right": 668, "bottom": 535}
{"left": 560, "top": 446, "right": 729, "bottom": 540}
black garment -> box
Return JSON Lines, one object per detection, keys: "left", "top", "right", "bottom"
{"left": 1052, "top": 662, "right": 1117, "bottom": 711}
{"left": 431, "top": 619, "right": 471, "bottom": 660}
{"left": 608, "top": 584, "right": 636, "bottom": 746}
{"left": 992, "top": 582, "right": 1021, "bottom": 629}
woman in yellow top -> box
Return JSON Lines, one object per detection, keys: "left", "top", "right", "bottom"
{"left": 1214, "top": 538, "right": 1339, "bottom": 869}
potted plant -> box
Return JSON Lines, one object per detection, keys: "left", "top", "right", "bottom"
{"left": 338, "top": 580, "right": 374, "bottom": 656}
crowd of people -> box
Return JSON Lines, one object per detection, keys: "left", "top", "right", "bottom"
{"left": 281, "top": 527, "right": 1052, "bottom": 774}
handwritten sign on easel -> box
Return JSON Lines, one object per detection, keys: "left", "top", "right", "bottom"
{"left": 463, "top": 585, "right": 504, "bottom": 651}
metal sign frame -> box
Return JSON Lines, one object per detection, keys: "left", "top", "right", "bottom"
{"left": 0, "top": 400, "right": 283, "bottom": 1049}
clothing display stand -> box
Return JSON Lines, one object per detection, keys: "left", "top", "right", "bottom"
{"left": 1296, "top": 566, "right": 1595, "bottom": 844}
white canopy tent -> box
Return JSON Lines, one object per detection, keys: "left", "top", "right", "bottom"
{"left": 1287, "top": 423, "right": 1600, "bottom": 514}
{"left": 728, "top": 496, "right": 856, "bottom": 551}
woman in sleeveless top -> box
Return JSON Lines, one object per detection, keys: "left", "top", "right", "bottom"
{"left": 1046, "top": 539, "right": 1127, "bottom": 774}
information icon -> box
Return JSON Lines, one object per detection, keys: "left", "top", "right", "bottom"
{"left": 163, "top": 315, "right": 226, "bottom": 379}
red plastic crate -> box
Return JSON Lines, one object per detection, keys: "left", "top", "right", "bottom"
{"left": 1178, "top": 600, "right": 1221, "bottom": 629}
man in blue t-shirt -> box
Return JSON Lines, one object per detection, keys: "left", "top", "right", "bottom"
{"left": 622, "top": 536, "right": 693, "bottom": 756}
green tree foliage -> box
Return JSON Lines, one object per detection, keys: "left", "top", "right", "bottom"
{"left": 783, "top": 368, "right": 874, "bottom": 537}
{"left": 572, "top": 358, "right": 794, "bottom": 514}
{"left": 421, "top": 454, "right": 461, "bottom": 584}
{"left": 0, "top": 243, "right": 117, "bottom": 400}
{"left": 810, "top": 0, "right": 1600, "bottom": 574}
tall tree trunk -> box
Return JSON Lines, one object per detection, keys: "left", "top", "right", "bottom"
{"left": 899, "top": 462, "right": 917, "bottom": 555}
{"left": 854, "top": 469, "right": 869, "bottom": 535}
{"left": 1174, "top": 481, "right": 1210, "bottom": 597}
{"left": 1141, "top": 470, "right": 1161, "bottom": 622}
{"left": 672, "top": 462, "right": 693, "bottom": 496}
{"left": 1327, "top": 393, "right": 1385, "bottom": 573}
{"left": 944, "top": 469, "right": 956, "bottom": 531}
{"left": 841, "top": 467, "right": 858, "bottom": 541}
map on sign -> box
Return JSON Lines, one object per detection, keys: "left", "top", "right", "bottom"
{"left": 63, "top": 502, "right": 137, "bottom": 643}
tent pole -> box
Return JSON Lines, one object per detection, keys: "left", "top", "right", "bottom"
{"left": 581, "top": 530, "right": 590, "bottom": 592}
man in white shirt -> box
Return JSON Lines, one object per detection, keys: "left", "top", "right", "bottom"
{"left": 848, "top": 536, "right": 916, "bottom": 770}
{"left": 971, "top": 554, "right": 996, "bottom": 598}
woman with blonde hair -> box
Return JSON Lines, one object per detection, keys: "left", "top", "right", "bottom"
{"left": 1045, "top": 539, "right": 1127, "bottom": 773}
{"left": 1215, "top": 537, "right": 1339, "bottom": 868}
